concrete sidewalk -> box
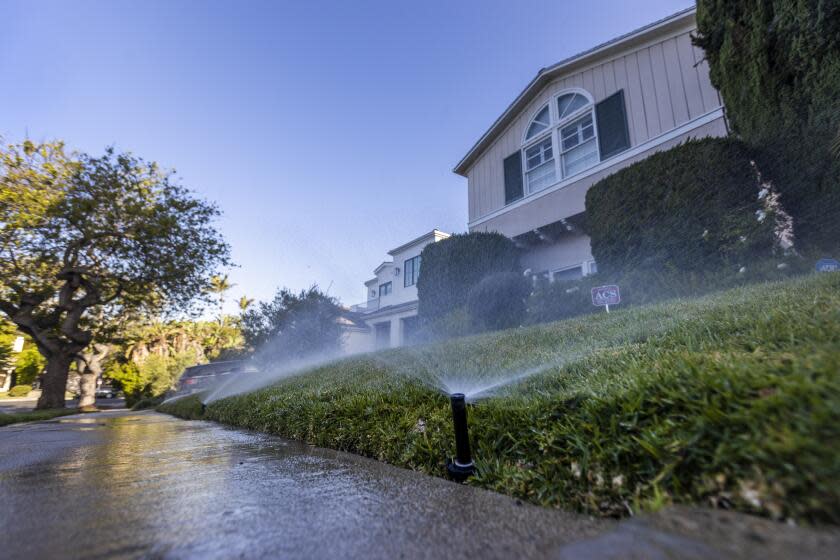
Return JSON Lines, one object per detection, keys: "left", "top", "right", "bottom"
{"left": 1, "top": 410, "right": 836, "bottom": 559}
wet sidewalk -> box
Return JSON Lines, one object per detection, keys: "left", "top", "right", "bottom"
{"left": 0, "top": 410, "right": 836, "bottom": 559}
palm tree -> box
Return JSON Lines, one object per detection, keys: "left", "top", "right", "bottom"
{"left": 238, "top": 295, "right": 254, "bottom": 313}
{"left": 207, "top": 274, "right": 235, "bottom": 322}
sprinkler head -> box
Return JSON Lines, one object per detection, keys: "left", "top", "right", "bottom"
{"left": 446, "top": 393, "right": 476, "bottom": 482}
{"left": 200, "top": 402, "right": 207, "bottom": 415}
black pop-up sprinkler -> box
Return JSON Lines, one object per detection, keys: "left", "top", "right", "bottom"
{"left": 446, "top": 393, "right": 476, "bottom": 482}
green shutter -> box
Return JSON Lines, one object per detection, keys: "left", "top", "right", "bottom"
{"left": 596, "top": 90, "right": 631, "bottom": 160}
{"left": 503, "top": 151, "right": 524, "bottom": 204}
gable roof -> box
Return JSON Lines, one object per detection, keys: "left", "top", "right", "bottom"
{"left": 453, "top": 6, "right": 697, "bottom": 177}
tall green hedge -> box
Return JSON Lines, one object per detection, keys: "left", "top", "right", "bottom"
{"left": 585, "top": 138, "right": 775, "bottom": 276}
{"left": 416, "top": 232, "right": 521, "bottom": 324}
{"left": 694, "top": 0, "right": 840, "bottom": 252}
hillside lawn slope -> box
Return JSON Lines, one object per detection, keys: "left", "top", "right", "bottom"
{"left": 160, "top": 273, "right": 840, "bottom": 524}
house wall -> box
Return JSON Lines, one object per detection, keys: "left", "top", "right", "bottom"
{"left": 466, "top": 25, "right": 724, "bottom": 228}
{"left": 521, "top": 233, "right": 594, "bottom": 277}
{"left": 369, "top": 236, "right": 440, "bottom": 309}
{"left": 474, "top": 117, "right": 728, "bottom": 238}
{"left": 342, "top": 328, "right": 374, "bottom": 355}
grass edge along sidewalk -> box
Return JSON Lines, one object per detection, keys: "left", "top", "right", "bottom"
{"left": 161, "top": 273, "right": 840, "bottom": 525}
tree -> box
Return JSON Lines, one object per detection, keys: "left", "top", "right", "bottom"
{"left": 241, "top": 286, "right": 343, "bottom": 363}
{"left": 0, "top": 141, "right": 231, "bottom": 408}
{"left": 207, "top": 274, "right": 234, "bottom": 322}
{"left": 694, "top": 0, "right": 840, "bottom": 252}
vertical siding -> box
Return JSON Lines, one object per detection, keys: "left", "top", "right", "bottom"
{"left": 676, "top": 33, "right": 705, "bottom": 119}
{"left": 466, "top": 27, "right": 724, "bottom": 221}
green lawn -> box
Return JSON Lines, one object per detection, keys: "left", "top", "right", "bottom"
{"left": 160, "top": 273, "right": 840, "bottom": 524}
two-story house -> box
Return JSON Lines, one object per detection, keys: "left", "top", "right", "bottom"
{"left": 343, "top": 229, "right": 450, "bottom": 352}
{"left": 454, "top": 7, "right": 726, "bottom": 281}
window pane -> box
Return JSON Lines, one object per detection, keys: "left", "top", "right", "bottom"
{"left": 527, "top": 160, "right": 556, "bottom": 193}
{"left": 525, "top": 106, "right": 551, "bottom": 139}
{"left": 562, "top": 138, "right": 598, "bottom": 176}
{"left": 552, "top": 266, "right": 583, "bottom": 282}
{"left": 557, "top": 93, "right": 588, "bottom": 119}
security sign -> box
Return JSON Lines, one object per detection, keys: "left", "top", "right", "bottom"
{"left": 591, "top": 285, "right": 621, "bottom": 308}
{"left": 816, "top": 258, "right": 840, "bottom": 273}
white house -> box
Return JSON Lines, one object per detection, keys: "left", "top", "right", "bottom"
{"left": 342, "top": 229, "right": 450, "bottom": 353}
{"left": 454, "top": 7, "right": 726, "bottom": 281}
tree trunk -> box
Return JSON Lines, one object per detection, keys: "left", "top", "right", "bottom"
{"left": 77, "top": 344, "right": 109, "bottom": 409}
{"left": 78, "top": 371, "right": 98, "bottom": 409}
{"left": 36, "top": 354, "right": 72, "bottom": 409}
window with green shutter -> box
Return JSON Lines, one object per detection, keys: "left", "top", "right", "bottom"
{"left": 595, "top": 90, "right": 630, "bottom": 160}
{"left": 503, "top": 152, "right": 524, "bottom": 204}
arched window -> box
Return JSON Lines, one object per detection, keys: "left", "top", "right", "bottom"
{"left": 556, "top": 92, "right": 598, "bottom": 177}
{"left": 520, "top": 90, "right": 599, "bottom": 195}
{"left": 525, "top": 105, "right": 551, "bottom": 140}
{"left": 523, "top": 104, "right": 556, "bottom": 193}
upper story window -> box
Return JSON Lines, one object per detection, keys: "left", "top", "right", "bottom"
{"left": 525, "top": 106, "right": 551, "bottom": 140}
{"left": 404, "top": 255, "right": 421, "bottom": 287}
{"left": 503, "top": 89, "right": 631, "bottom": 205}
{"left": 379, "top": 282, "right": 392, "bottom": 297}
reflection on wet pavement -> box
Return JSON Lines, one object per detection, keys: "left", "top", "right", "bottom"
{"left": 0, "top": 411, "right": 604, "bottom": 559}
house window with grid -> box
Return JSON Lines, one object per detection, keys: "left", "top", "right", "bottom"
{"left": 519, "top": 91, "right": 599, "bottom": 194}
{"left": 404, "top": 255, "right": 421, "bottom": 287}
{"left": 379, "top": 282, "right": 392, "bottom": 297}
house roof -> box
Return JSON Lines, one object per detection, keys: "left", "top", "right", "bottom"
{"left": 387, "top": 229, "right": 450, "bottom": 256}
{"left": 452, "top": 6, "right": 697, "bottom": 177}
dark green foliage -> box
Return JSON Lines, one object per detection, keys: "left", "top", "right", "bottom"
{"left": 694, "top": 0, "right": 840, "bottom": 252}
{"left": 160, "top": 274, "right": 840, "bottom": 523}
{"left": 585, "top": 138, "right": 775, "bottom": 277}
{"left": 466, "top": 271, "right": 530, "bottom": 332}
{"left": 527, "top": 256, "right": 807, "bottom": 324}
{"left": 417, "top": 232, "right": 522, "bottom": 325}
{"left": 241, "top": 286, "right": 343, "bottom": 363}
{"left": 7, "top": 384, "right": 32, "bottom": 397}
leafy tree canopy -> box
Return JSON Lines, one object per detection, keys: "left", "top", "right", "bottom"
{"left": 0, "top": 140, "right": 232, "bottom": 408}
{"left": 241, "top": 286, "right": 343, "bottom": 363}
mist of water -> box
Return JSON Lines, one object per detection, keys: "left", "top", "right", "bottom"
{"left": 201, "top": 350, "right": 344, "bottom": 404}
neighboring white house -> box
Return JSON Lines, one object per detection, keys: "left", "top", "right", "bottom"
{"left": 342, "top": 229, "right": 450, "bottom": 353}
{"left": 454, "top": 7, "right": 726, "bottom": 281}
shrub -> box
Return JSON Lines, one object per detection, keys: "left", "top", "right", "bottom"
{"left": 526, "top": 256, "right": 808, "bottom": 325}
{"left": 467, "top": 271, "right": 530, "bottom": 332}
{"left": 417, "top": 232, "right": 521, "bottom": 326}
{"left": 14, "top": 345, "right": 45, "bottom": 385}
{"left": 694, "top": 0, "right": 840, "bottom": 252}
{"left": 585, "top": 138, "right": 776, "bottom": 277}
{"left": 8, "top": 384, "right": 32, "bottom": 397}
{"left": 527, "top": 276, "right": 600, "bottom": 325}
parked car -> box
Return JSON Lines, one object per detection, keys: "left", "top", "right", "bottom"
{"left": 176, "top": 360, "right": 257, "bottom": 395}
{"left": 95, "top": 384, "right": 121, "bottom": 399}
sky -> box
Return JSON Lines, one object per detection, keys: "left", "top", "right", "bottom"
{"left": 1, "top": 0, "right": 692, "bottom": 313}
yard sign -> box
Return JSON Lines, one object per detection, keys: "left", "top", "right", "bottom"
{"left": 815, "top": 258, "right": 840, "bottom": 273}
{"left": 591, "top": 285, "right": 621, "bottom": 313}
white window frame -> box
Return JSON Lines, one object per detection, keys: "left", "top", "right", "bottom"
{"left": 519, "top": 89, "right": 599, "bottom": 200}
{"left": 550, "top": 264, "right": 585, "bottom": 283}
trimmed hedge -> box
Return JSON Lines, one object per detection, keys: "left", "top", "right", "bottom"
{"left": 466, "top": 271, "right": 530, "bottom": 332}
{"left": 585, "top": 138, "right": 775, "bottom": 277}
{"left": 695, "top": 0, "right": 840, "bottom": 252}
{"left": 416, "top": 232, "right": 521, "bottom": 325}
{"left": 8, "top": 384, "right": 32, "bottom": 397}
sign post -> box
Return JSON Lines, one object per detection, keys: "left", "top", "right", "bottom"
{"left": 591, "top": 285, "right": 621, "bottom": 313}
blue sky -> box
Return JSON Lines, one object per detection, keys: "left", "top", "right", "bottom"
{"left": 1, "top": 0, "right": 692, "bottom": 312}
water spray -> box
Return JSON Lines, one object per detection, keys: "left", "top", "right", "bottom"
{"left": 446, "top": 393, "right": 476, "bottom": 482}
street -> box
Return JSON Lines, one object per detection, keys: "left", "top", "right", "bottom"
{"left": 1, "top": 411, "right": 836, "bottom": 559}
